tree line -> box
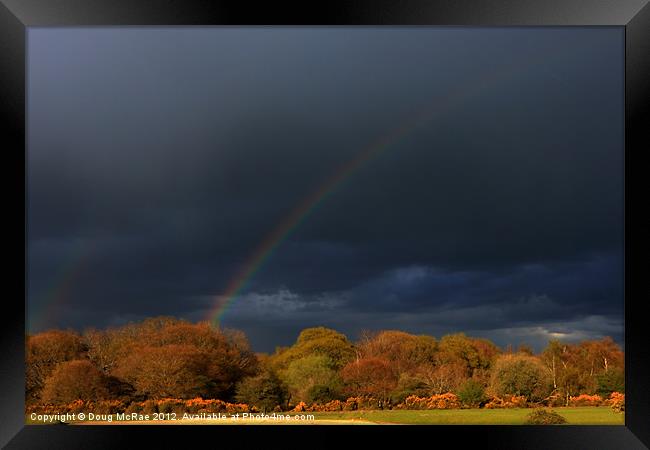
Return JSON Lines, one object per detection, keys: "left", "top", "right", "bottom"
{"left": 26, "top": 317, "right": 624, "bottom": 413}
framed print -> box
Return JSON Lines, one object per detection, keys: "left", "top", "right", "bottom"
{"left": 1, "top": 0, "right": 648, "bottom": 448}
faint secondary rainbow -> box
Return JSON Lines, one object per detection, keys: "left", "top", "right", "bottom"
{"left": 29, "top": 239, "right": 95, "bottom": 332}
{"left": 206, "top": 93, "right": 467, "bottom": 326}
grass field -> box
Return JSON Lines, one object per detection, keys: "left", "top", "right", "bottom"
{"left": 27, "top": 407, "right": 624, "bottom": 425}
{"left": 308, "top": 407, "right": 624, "bottom": 425}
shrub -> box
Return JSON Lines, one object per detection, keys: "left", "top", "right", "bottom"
{"left": 542, "top": 392, "right": 565, "bottom": 407}
{"left": 525, "top": 408, "right": 567, "bottom": 425}
{"left": 117, "top": 398, "right": 251, "bottom": 416}
{"left": 484, "top": 395, "right": 528, "bottom": 409}
{"left": 66, "top": 400, "right": 88, "bottom": 413}
{"left": 344, "top": 397, "right": 359, "bottom": 411}
{"left": 27, "top": 400, "right": 91, "bottom": 415}
{"left": 157, "top": 398, "right": 186, "bottom": 414}
{"left": 324, "top": 400, "right": 345, "bottom": 411}
{"left": 456, "top": 379, "right": 487, "bottom": 408}
{"left": 292, "top": 401, "right": 308, "bottom": 412}
{"left": 26, "top": 404, "right": 59, "bottom": 415}
{"left": 397, "top": 393, "right": 460, "bottom": 410}
{"left": 94, "top": 400, "right": 126, "bottom": 414}
{"left": 608, "top": 392, "right": 625, "bottom": 413}
{"left": 225, "top": 402, "right": 250, "bottom": 414}
{"left": 568, "top": 394, "right": 603, "bottom": 407}
{"left": 188, "top": 398, "right": 228, "bottom": 413}
{"left": 141, "top": 399, "right": 159, "bottom": 414}
{"left": 124, "top": 402, "right": 144, "bottom": 414}
{"left": 309, "top": 400, "right": 345, "bottom": 412}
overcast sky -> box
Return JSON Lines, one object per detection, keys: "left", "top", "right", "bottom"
{"left": 27, "top": 27, "right": 624, "bottom": 352}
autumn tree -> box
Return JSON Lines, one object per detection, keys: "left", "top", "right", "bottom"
{"left": 406, "top": 333, "right": 500, "bottom": 398}
{"left": 555, "top": 344, "right": 589, "bottom": 405}
{"left": 152, "top": 322, "right": 258, "bottom": 398}
{"left": 26, "top": 330, "right": 87, "bottom": 403}
{"left": 540, "top": 338, "right": 624, "bottom": 405}
{"left": 541, "top": 341, "right": 575, "bottom": 403}
{"left": 437, "top": 333, "right": 500, "bottom": 379}
{"left": 86, "top": 318, "right": 258, "bottom": 400}
{"left": 540, "top": 340, "right": 563, "bottom": 392}
{"left": 82, "top": 317, "right": 187, "bottom": 375}
{"left": 577, "top": 337, "right": 624, "bottom": 392}
{"left": 357, "top": 330, "right": 437, "bottom": 377}
{"left": 112, "top": 344, "right": 211, "bottom": 399}
{"left": 41, "top": 360, "right": 109, "bottom": 404}
{"left": 517, "top": 343, "right": 534, "bottom": 356}
{"left": 418, "top": 361, "right": 467, "bottom": 395}
{"left": 341, "top": 357, "right": 398, "bottom": 404}
{"left": 222, "top": 328, "right": 260, "bottom": 378}
{"left": 83, "top": 327, "right": 133, "bottom": 375}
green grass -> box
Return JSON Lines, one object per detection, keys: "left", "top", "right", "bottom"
{"left": 308, "top": 407, "right": 624, "bottom": 425}
{"left": 26, "top": 407, "right": 624, "bottom": 425}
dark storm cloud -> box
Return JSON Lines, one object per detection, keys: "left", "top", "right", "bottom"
{"left": 220, "top": 253, "right": 623, "bottom": 351}
{"left": 27, "top": 27, "right": 623, "bottom": 352}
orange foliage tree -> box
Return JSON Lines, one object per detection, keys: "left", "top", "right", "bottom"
{"left": 41, "top": 360, "right": 109, "bottom": 404}
{"left": 341, "top": 357, "right": 398, "bottom": 405}
{"left": 85, "top": 318, "right": 258, "bottom": 401}
{"left": 26, "top": 330, "right": 87, "bottom": 404}
{"left": 356, "top": 330, "right": 437, "bottom": 378}
{"left": 112, "top": 344, "right": 212, "bottom": 399}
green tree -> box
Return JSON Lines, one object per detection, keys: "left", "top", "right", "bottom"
{"left": 596, "top": 367, "right": 624, "bottom": 396}
{"left": 489, "top": 354, "right": 552, "bottom": 402}
{"left": 306, "top": 384, "right": 341, "bottom": 404}
{"left": 283, "top": 355, "right": 342, "bottom": 404}
{"left": 269, "top": 327, "right": 356, "bottom": 371}
{"left": 390, "top": 373, "right": 429, "bottom": 404}
{"left": 235, "top": 370, "right": 288, "bottom": 413}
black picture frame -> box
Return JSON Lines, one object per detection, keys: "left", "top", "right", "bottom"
{"left": 2, "top": 1, "right": 648, "bottom": 448}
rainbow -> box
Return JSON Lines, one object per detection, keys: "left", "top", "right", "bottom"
{"left": 205, "top": 73, "right": 501, "bottom": 326}
{"left": 207, "top": 113, "right": 430, "bottom": 325}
